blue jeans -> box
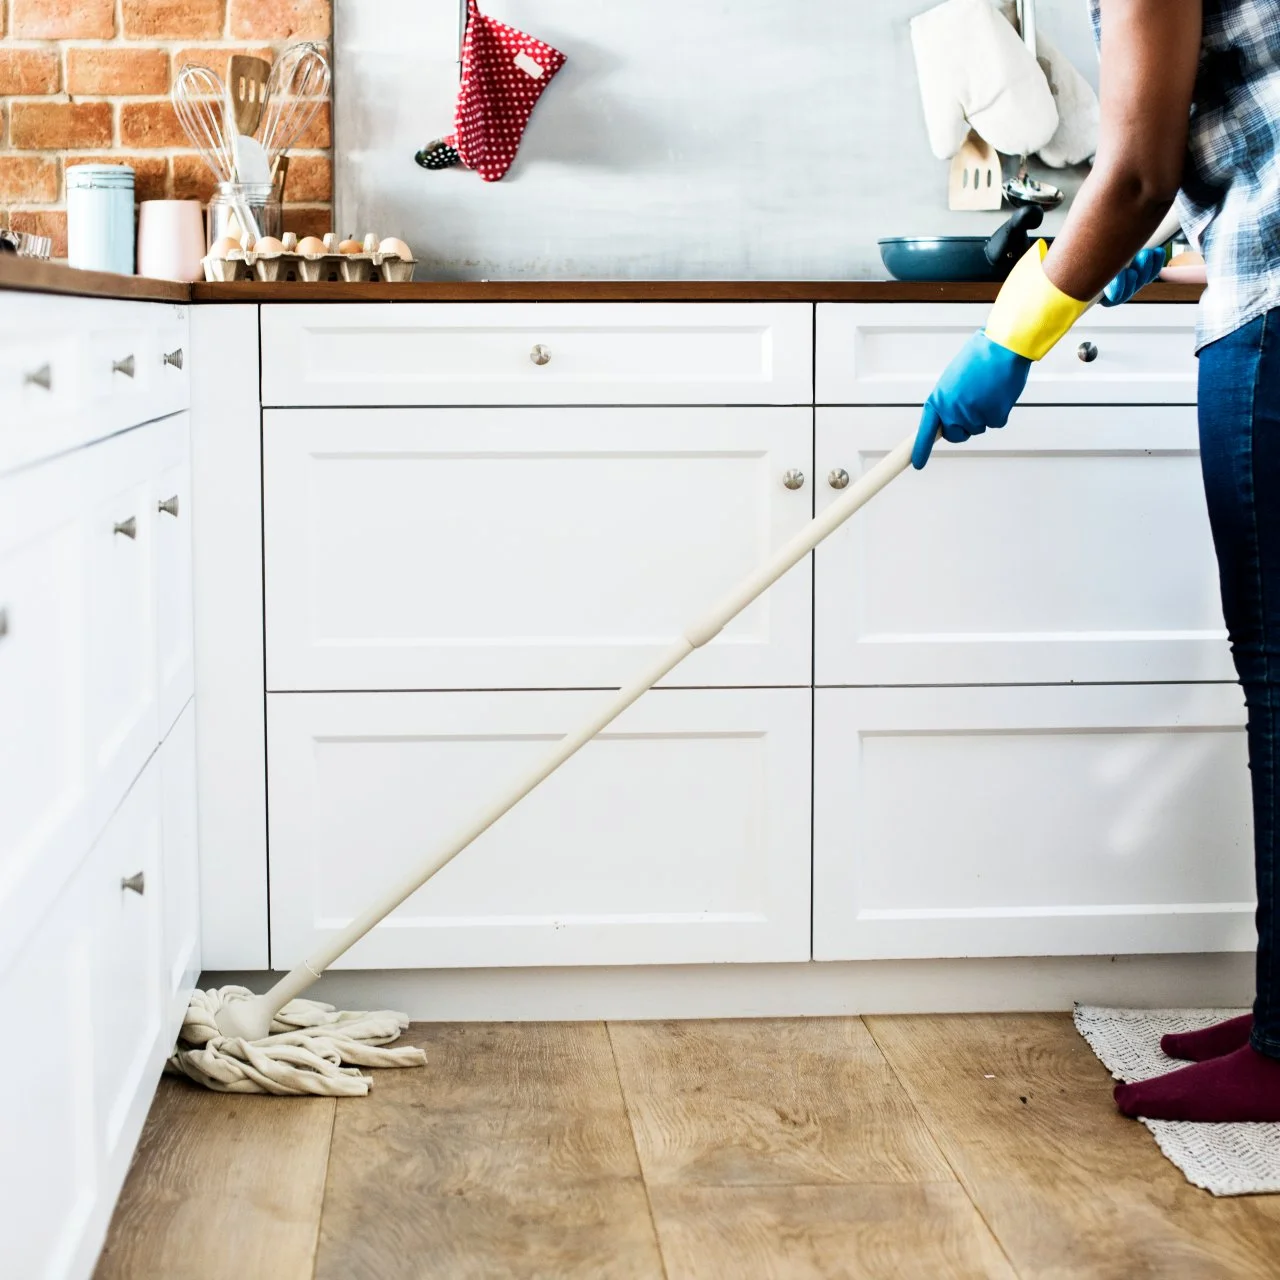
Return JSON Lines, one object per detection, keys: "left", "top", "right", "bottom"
{"left": 1199, "top": 309, "right": 1280, "bottom": 1058}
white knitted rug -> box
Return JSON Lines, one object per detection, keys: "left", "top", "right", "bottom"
{"left": 1074, "top": 1005, "right": 1280, "bottom": 1196}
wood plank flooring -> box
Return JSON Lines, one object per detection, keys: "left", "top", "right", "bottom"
{"left": 99, "top": 1014, "right": 1280, "bottom": 1280}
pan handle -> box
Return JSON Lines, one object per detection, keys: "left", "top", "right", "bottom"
{"left": 984, "top": 204, "right": 1044, "bottom": 269}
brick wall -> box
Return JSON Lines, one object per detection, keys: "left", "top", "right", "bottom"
{"left": 0, "top": 0, "right": 333, "bottom": 259}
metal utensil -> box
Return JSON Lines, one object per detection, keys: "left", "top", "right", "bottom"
{"left": 948, "top": 130, "right": 1003, "bottom": 211}
{"left": 1004, "top": 0, "right": 1063, "bottom": 209}
{"left": 258, "top": 42, "right": 331, "bottom": 171}
{"left": 228, "top": 54, "right": 271, "bottom": 135}
{"left": 171, "top": 63, "right": 262, "bottom": 241}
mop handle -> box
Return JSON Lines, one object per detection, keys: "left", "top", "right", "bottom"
{"left": 253, "top": 433, "right": 918, "bottom": 1016}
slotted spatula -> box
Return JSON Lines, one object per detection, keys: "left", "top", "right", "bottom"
{"left": 228, "top": 54, "right": 271, "bottom": 136}
{"left": 949, "top": 129, "right": 1003, "bottom": 211}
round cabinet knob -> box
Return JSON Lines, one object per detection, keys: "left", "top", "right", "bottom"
{"left": 530, "top": 344, "right": 551, "bottom": 366}
{"left": 158, "top": 495, "right": 180, "bottom": 517}
{"left": 1077, "top": 341, "right": 1099, "bottom": 363}
{"left": 0, "top": 607, "right": 8, "bottom": 642}
{"left": 121, "top": 871, "right": 145, "bottom": 895}
{"left": 782, "top": 469, "right": 805, "bottom": 490}
{"left": 112, "top": 355, "right": 136, "bottom": 378}
{"left": 828, "top": 468, "right": 850, "bottom": 490}
{"left": 163, "top": 348, "right": 184, "bottom": 370}
{"left": 113, "top": 516, "right": 138, "bottom": 539}
{"left": 24, "top": 363, "right": 52, "bottom": 391}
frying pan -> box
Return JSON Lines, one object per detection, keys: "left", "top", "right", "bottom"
{"left": 879, "top": 205, "right": 1048, "bottom": 282}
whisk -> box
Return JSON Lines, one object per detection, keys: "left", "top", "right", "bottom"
{"left": 259, "top": 42, "right": 331, "bottom": 177}
{"left": 171, "top": 62, "right": 262, "bottom": 240}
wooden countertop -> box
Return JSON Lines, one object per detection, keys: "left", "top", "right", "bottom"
{"left": 0, "top": 257, "right": 1205, "bottom": 304}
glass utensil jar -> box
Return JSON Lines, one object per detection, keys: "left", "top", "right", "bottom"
{"left": 67, "top": 164, "right": 135, "bottom": 274}
{"left": 207, "top": 182, "right": 282, "bottom": 248}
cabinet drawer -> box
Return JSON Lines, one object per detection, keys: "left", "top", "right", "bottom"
{"left": 815, "top": 406, "right": 1231, "bottom": 685}
{"left": 263, "top": 407, "right": 813, "bottom": 690}
{"left": 267, "top": 688, "right": 811, "bottom": 968}
{"left": 260, "top": 303, "right": 813, "bottom": 406}
{"left": 813, "top": 684, "right": 1253, "bottom": 961}
{"left": 816, "top": 303, "right": 1198, "bottom": 405}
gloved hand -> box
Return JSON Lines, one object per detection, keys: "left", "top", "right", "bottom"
{"left": 912, "top": 333, "right": 1031, "bottom": 468}
{"left": 912, "top": 239, "right": 1089, "bottom": 469}
{"left": 1099, "top": 246, "right": 1166, "bottom": 307}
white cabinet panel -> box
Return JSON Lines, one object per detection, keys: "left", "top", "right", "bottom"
{"left": 263, "top": 407, "right": 813, "bottom": 690}
{"left": 260, "top": 303, "right": 813, "bottom": 406}
{"left": 267, "top": 688, "right": 811, "bottom": 968}
{"left": 160, "top": 700, "right": 201, "bottom": 1039}
{"left": 816, "top": 303, "right": 1197, "bottom": 405}
{"left": 152, "top": 422, "right": 193, "bottom": 735}
{"left": 815, "top": 406, "right": 1230, "bottom": 685}
{"left": 813, "top": 684, "right": 1254, "bottom": 961}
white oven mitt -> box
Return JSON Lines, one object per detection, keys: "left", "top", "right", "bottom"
{"left": 910, "top": 0, "right": 1058, "bottom": 160}
{"left": 995, "top": 1, "right": 1098, "bottom": 167}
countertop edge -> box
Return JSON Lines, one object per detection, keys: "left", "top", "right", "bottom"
{"left": 0, "top": 257, "right": 190, "bottom": 303}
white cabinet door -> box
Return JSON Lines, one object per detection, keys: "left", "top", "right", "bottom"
{"left": 815, "top": 406, "right": 1231, "bottom": 685}
{"left": 813, "top": 684, "right": 1254, "bottom": 960}
{"left": 816, "top": 303, "right": 1197, "bottom": 405}
{"left": 89, "top": 760, "right": 165, "bottom": 1169}
{"left": 263, "top": 407, "right": 814, "bottom": 690}
{"left": 0, "top": 871, "right": 99, "bottom": 1280}
{"left": 160, "top": 699, "right": 200, "bottom": 1040}
{"left": 152, "top": 417, "right": 193, "bottom": 736}
{"left": 267, "top": 688, "right": 811, "bottom": 968}
{"left": 261, "top": 303, "right": 813, "bottom": 406}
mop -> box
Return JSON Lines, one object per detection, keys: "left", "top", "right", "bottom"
{"left": 168, "top": 433, "right": 919, "bottom": 1094}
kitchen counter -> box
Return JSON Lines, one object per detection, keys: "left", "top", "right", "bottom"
{"left": 0, "top": 257, "right": 1204, "bottom": 304}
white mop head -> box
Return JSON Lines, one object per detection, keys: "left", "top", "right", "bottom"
{"left": 167, "top": 985, "right": 428, "bottom": 1096}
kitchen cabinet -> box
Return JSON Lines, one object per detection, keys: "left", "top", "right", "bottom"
{"left": 0, "top": 293, "right": 197, "bottom": 1280}
{"left": 262, "top": 406, "right": 814, "bottom": 691}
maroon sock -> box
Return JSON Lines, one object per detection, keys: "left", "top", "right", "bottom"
{"left": 1114, "top": 1045, "right": 1280, "bottom": 1121}
{"left": 1160, "top": 1014, "right": 1254, "bottom": 1062}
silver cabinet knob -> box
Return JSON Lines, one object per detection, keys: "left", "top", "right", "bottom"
{"left": 158, "top": 495, "right": 180, "bottom": 517}
{"left": 828, "top": 468, "right": 850, "bottom": 490}
{"left": 163, "top": 348, "right": 184, "bottom": 370}
{"left": 782, "top": 469, "right": 805, "bottom": 490}
{"left": 1077, "top": 341, "right": 1098, "bottom": 363}
{"left": 113, "top": 516, "right": 138, "bottom": 539}
{"left": 112, "top": 354, "right": 136, "bottom": 378}
{"left": 530, "top": 344, "right": 551, "bottom": 366}
{"left": 121, "top": 871, "right": 145, "bottom": 895}
{"left": 24, "top": 364, "right": 52, "bottom": 390}
{"left": 0, "top": 607, "right": 8, "bottom": 641}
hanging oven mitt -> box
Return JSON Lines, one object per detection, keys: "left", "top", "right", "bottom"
{"left": 912, "top": 240, "right": 1090, "bottom": 468}
{"left": 415, "top": 0, "right": 566, "bottom": 181}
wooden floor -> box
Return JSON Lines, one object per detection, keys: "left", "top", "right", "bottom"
{"left": 96, "top": 1014, "right": 1280, "bottom": 1280}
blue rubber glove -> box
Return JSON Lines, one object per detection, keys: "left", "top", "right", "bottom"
{"left": 1099, "top": 246, "right": 1165, "bottom": 307}
{"left": 911, "top": 332, "right": 1032, "bottom": 469}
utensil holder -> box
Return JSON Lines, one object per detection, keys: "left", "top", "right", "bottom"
{"left": 207, "top": 182, "right": 281, "bottom": 249}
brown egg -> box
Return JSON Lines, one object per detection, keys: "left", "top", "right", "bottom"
{"left": 296, "top": 235, "right": 327, "bottom": 256}
{"left": 378, "top": 237, "right": 412, "bottom": 259}
{"left": 209, "top": 236, "right": 242, "bottom": 258}
{"left": 337, "top": 239, "right": 363, "bottom": 254}
{"left": 254, "top": 235, "right": 285, "bottom": 256}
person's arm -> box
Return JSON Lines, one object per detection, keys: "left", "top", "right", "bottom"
{"left": 1042, "top": 0, "right": 1202, "bottom": 301}
{"left": 912, "top": 0, "right": 1203, "bottom": 469}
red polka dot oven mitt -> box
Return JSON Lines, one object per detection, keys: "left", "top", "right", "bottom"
{"left": 416, "top": 0, "right": 566, "bottom": 182}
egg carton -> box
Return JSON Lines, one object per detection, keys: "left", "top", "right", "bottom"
{"left": 202, "top": 232, "right": 416, "bottom": 284}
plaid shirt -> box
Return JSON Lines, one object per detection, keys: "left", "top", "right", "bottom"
{"left": 1090, "top": 0, "right": 1280, "bottom": 349}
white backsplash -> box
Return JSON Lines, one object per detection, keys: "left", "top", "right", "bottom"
{"left": 334, "top": 0, "right": 1098, "bottom": 280}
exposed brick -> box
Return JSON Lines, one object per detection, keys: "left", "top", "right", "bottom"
{"left": 66, "top": 47, "right": 169, "bottom": 95}
{"left": 9, "top": 209, "right": 67, "bottom": 258}
{"left": 11, "top": 0, "right": 114, "bottom": 39}
{"left": 0, "top": 155, "right": 58, "bottom": 203}
{"left": 282, "top": 204, "right": 331, "bottom": 240}
{"left": 171, "top": 153, "right": 219, "bottom": 203}
{"left": 122, "top": 0, "right": 224, "bottom": 39}
{"left": 278, "top": 152, "right": 329, "bottom": 202}
{"left": 0, "top": 48, "right": 60, "bottom": 95}
{"left": 291, "top": 102, "right": 330, "bottom": 149}
{"left": 174, "top": 45, "right": 275, "bottom": 79}
{"left": 69, "top": 155, "right": 168, "bottom": 202}
{"left": 10, "top": 101, "right": 112, "bottom": 150}
{"left": 230, "top": 0, "right": 330, "bottom": 40}
{"left": 119, "top": 100, "right": 189, "bottom": 148}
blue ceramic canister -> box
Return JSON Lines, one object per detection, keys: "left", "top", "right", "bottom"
{"left": 67, "top": 164, "right": 135, "bottom": 274}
